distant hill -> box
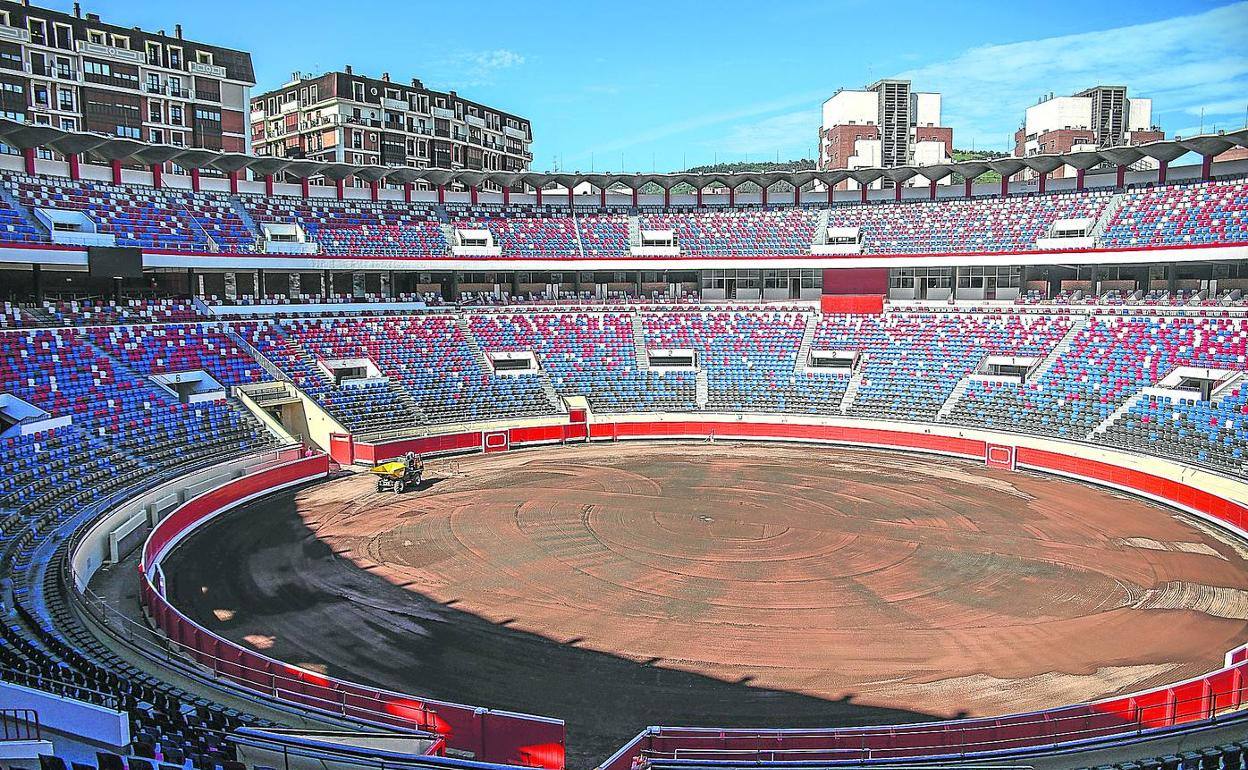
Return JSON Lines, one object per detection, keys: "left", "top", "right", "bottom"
{"left": 683, "top": 159, "right": 816, "bottom": 174}
{"left": 949, "top": 148, "right": 1007, "bottom": 183}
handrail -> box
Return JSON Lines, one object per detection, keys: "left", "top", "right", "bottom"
{"left": 0, "top": 708, "right": 41, "bottom": 741}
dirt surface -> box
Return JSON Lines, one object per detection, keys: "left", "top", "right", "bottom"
{"left": 166, "top": 443, "right": 1248, "bottom": 767}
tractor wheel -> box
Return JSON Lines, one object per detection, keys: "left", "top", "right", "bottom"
{"left": 376, "top": 479, "right": 385, "bottom": 493}
{"left": 395, "top": 480, "right": 405, "bottom": 494}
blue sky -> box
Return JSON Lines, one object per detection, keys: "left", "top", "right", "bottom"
{"left": 79, "top": 0, "right": 1248, "bottom": 172}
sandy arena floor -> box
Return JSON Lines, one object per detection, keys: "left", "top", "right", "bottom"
{"left": 166, "top": 443, "right": 1248, "bottom": 766}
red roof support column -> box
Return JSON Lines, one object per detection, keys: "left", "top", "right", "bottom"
{"left": 535, "top": 186, "right": 543, "bottom": 206}
{"left": 1201, "top": 154, "right": 1213, "bottom": 180}
{"left": 567, "top": 186, "right": 574, "bottom": 207}
{"left": 663, "top": 187, "right": 671, "bottom": 208}
{"left": 1038, "top": 171, "right": 1046, "bottom": 195}
{"left": 1158, "top": 160, "right": 1168, "bottom": 184}
{"left": 67, "top": 153, "right": 80, "bottom": 181}
{"left": 826, "top": 184, "right": 833, "bottom": 206}
{"left": 1076, "top": 168, "right": 1086, "bottom": 191}
{"left": 963, "top": 178, "right": 972, "bottom": 198}
{"left": 860, "top": 185, "right": 868, "bottom": 203}
{"left": 631, "top": 186, "right": 638, "bottom": 208}
{"left": 470, "top": 185, "right": 479, "bottom": 205}
{"left": 437, "top": 184, "right": 445, "bottom": 204}
{"left": 793, "top": 185, "right": 801, "bottom": 206}
{"left": 760, "top": 186, "right": 768, "bottom": 207}
{"left": 300, "top": 178, "right": 310, "bottom": 198}
{"left": 150, "top": 163, "right": 162, "bottom": 189}
{"left": 1000, "top": 174, "right": 1009, "bottom": 198}
{"left": 264, "top": 173, "right": 274, "bottom": 196}
{"left": 728, "top": 187, "right": 736, "bottom": 207}
{"left": 894, "top": 183, "right": 902, "bottom": 202}
{"left": 502, "top": 185, "right": 510, "bottom": 206}
{"left": 335, "top": 178, "right": 345, "bottom": 200}
{"left": 695, "top": 186, "right": 703, "bottom": 208}
{"left": 228, "top": 170, "right": 239, "bottom": 194}
{"left": 928, "top": 179, "right": 937, "bottom": 200}
{"left": 599, "top": 186, "right": 606, "bottom": 209}
{"left": 110, "top": 159, "right": 122, "bottom": 185}
{"left": 404, "top": 182, "right": 413, "bottom": 203}
{"left": 370, "top": 180, "right": 380, "bottom": 201}
{"left": 21, "top": 146, "right": 35, "bottom": 175}
{"left": 1115, "top": 164, "right": 1126, "bottom": 189}
{"left": 189, "top": 167, "right": 200, "bottom": 192}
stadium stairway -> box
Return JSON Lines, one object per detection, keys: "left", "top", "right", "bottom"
{"left": 225, "top": 198, "right": 263, "bottom": 243}
{"left": 793, "top": 313, "right": 818, "bottom": 373}
{"left": 0, "top": 183, "right": 49, "bottom": 241}
{"left": 631, "top": 314, "right": 649, "bottom": 370}
{"left": 695, "top": 369, "right": 709, "bottom": 410}
{"left": 1031, "top": 315, "right": 1090, "bottom": 380}
{"left": 935, "top": 375, "right": 975, "bottom": 421}
{"left": 1088, "top": 189, "right": 1130, "bottom": 245}
{"left": 839, "top": 358, "right": 866, "bottom": 414}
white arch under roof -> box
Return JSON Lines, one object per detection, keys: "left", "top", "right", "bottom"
{"left": 0, "top": 118, "right": 1243, "bottom": 191}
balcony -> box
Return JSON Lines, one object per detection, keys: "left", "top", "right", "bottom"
{"left": 504, "top": 125, "right": 527, "bottom": 140}
{"left": 0, "top": 25, "right": 31, "bottom": 43}
{"left": 195, "top": 90, "right": 220, "bottom": 102}
{"left": 431, "top": 106, "right": 454, "bottom": 119}
{"left": 77, "top": 39, "right": 145, "bottom": 65}
{"left": 465, "top": 114, "right": 485, "bottom": 128}
{"left": 382, "top": 97, "right": 407, "bottom": 111}
{"left": 190, "top": 61, "right": 227, "bottom": 78}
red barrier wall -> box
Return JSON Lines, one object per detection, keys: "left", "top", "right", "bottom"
{"left": 819, "top": 294, "right": 885, "bottom": 314}
{"left": 139, "top": 453, "right": 566, "bottom": 769}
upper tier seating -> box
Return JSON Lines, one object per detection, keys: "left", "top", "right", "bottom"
{"left": 826, "top": 190, "right": 1112, "bottom": 254}
{"left": 1101, "top": 178, "right": 1248, "bottom": 247}
{"left": 446, "top": 204, "right": 631, "bottom": 258}
{"left": 6, "top": 175, "right": 252, "bottom": 251}
{"left": 639, "top": 208, "right": 819, "bottom": 256}
{"left": 244, "top": 197, "right": 447, "bottom": 257}
{"left": 35, "top": 298, "right": 207, "bottom": 326}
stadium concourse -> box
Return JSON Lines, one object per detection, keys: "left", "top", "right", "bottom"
{"left": 1, "top": 146, "right": 1248, "bottom": 770}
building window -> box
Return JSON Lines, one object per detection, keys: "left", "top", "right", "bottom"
{"left": 146, "top": 73, "right": 161, "bottom": 94}
{"left": 169, "top": 76, "right": 182, "bottom": 97}
{"left": 57, "top": 87, "right": 72, "bottom": 111}
{"left": 0, "top": 11, "right": 9, "bottom": 27}
{"left": 52, "top": 23, "right": 70, "bottom": 49}
{"left": 116, "top": 125, "right": 140, "bottom": 139}
{"left": 146, "top": 42, "right": 161, "bottom": 66}
{"left": 28, "top": 18, "right": 46, "bottom": 45}
{"left": 168, "top": 47, "right": 182, "bottom": 68}
{"left": 87, "top": 29, "right": 104, "bottom": 45}
{"left": 59, "top": 117, "right": 75, "bottom": 131}
{"left": 149, "top": 100, "right": 162, "bottom": 122}
{"left": 352, "top": 82, "right": 364, "bottom": 102}
{"left": 150, "top": 129, "right": 163, "bottom": 143}
{"left": 195, "top": 51, "right": 212, "bottom": 65}
{"left": 110, "top": 34, "right": 129, "bottom": 50}
{"left": 170, "top": 104, "right": 183, "bottom": 125}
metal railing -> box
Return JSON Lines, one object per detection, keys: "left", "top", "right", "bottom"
{"left": 0, "top": 708, "right": 41, "bottom": 741}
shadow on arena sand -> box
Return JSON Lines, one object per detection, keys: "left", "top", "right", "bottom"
{"left": 164, "top": 484, "right": 944, "bottom": 768}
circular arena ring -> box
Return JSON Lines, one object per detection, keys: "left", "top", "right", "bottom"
{"left": 119, "top": 415, "right": 1248, "bottom": 770}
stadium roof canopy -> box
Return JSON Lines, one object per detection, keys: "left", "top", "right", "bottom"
{"left": 0, "top": 117, "right": 1245, "bottom": 191}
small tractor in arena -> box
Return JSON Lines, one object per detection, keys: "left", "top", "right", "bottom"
{"left": 370, "top": 452, "right": 424, "bottom": 494}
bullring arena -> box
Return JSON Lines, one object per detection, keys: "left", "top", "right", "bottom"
{"left": 159, "top": 442, "right": 1248, "bottom": 766}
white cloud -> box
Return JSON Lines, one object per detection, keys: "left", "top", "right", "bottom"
{"left": 895, "top": 2, "right": 1248, "bottom": 148}
{"left": 428, "top": 48, "right": 526, "bottom": 88}
{"left": 714, "top": 109, "right": 821, "bottom": 159}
